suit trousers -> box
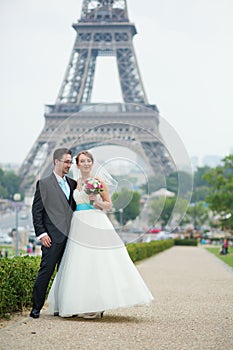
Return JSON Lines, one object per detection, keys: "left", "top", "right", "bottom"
{"left": 32, "top": 241, "right": 66, "bottom": 311}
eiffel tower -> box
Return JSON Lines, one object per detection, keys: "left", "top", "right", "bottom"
{"left": 20, "top": 0, "right": 173, "bottom": 200}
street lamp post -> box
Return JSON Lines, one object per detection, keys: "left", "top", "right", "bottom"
{"left": 119, "top": 208, "right": 123, "bottom": 227}
{"left": 13, "top": 193, "right": 21, "bottom": 256}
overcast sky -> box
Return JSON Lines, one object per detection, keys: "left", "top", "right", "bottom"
{"left": 1, "top": 0, "right": 233, "bottom": 165}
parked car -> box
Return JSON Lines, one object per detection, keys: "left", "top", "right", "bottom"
{"left": 148, "top": 228, "right": 161, "bottom": 234}
{"left": 0, "top": 234, "right": 13, "bottom": 244}
{"left": 20, "top": 211, "right": 28, "bottom": 220}
{"left": 128, "top": 228, "right": 144, "bottom": 234}
{"left": 153, "top": 231, "right": 172, "bottom": 240}
{"left": 28, "top": 231, "right": 41, "bottom": 245}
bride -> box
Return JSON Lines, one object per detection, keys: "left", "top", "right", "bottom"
{"left": 46, "top": 150, "right": 154, "bottom": 319}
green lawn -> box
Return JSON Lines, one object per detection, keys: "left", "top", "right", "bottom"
{"left": 206, "top": 246, "right": 233, "bottom": 269}
{"left": 0, "top": 245, "right": 27, "bottom": 258}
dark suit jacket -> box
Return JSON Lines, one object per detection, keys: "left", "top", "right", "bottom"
{"left": 32, "top": 173, "right": 77, "bottom": 243}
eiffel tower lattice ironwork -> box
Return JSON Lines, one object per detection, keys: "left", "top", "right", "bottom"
{"left": 20, "top": 0, "right": 173, "bottom": 199}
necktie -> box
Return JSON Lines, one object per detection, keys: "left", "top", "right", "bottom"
{"left": 59, "top": 178, "right": 70, "bottom": 199}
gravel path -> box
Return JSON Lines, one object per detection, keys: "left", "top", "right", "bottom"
{"left": 1, "top": 246, "right": 233, "bottom": 350}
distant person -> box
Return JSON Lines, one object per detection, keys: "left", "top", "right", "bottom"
{"left": 32, "top": 242, "right": 36, "bottom": 255}
{"left": 0, "top": 250, "right": 3, "bottom": 258}
{"left": 27, "top": 243, "right": 32, "bottom": 254}
{"left": 30, "top": 148, "right": 77, "bottom": 319}
{"left": 222, "top": 238, "right": 229, "bottom": 255}
{"left": 4, "top": 248, "right": 8, "bottom": 258}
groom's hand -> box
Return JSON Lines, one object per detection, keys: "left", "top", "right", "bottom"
{"left": 40, "top": 234, "right": 52, "bottom": 248}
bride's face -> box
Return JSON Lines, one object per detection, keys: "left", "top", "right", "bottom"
{"left": 77, "top": 154, "right": 93, "bottom": 176}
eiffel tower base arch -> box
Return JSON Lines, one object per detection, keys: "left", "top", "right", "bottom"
{"left": 19, "top": 103, "right": 174, "bottom": 204}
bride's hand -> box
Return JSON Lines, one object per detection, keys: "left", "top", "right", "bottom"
{"left": 89, "top": 193, "right": 97, "bottom": 202}
{"left": 88, "top": 191, "right": 112, "bottom": 211}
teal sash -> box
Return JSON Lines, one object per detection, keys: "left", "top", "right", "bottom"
{"left": 76, "top": 203, "right": 95, "bottom": 211}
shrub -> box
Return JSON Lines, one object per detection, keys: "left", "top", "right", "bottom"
{"left": 174, "top": 238, "right": 198, "bottom": 246}
{"left": 0, "top": 255, "right": 56, "bottom": 318}
{"left": 0, "top": 240, "right": 174, "bottom": 318}
{"left": 0, "top": 256, "right": 41, "bottom": 317}
{"left": 126, "top": 239, "right": 174, "bottom": 262}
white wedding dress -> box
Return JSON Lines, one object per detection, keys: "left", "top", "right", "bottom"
{"left": 46, "top": 187, "right": 153, "bottom": 317}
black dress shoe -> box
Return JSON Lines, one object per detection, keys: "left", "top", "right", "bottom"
{"left": 30, "top": 309, "right": 40, "bottom": 318}
{"left": 54, "top": 312, "right": 59, "bottom": 316}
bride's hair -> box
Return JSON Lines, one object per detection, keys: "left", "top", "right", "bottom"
{"left": 75, "top": 151, "right": 94, "bottom": 165}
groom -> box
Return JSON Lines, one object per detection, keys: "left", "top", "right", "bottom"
{"left": 30, "top": 148, "right": 77, "bottom": 318}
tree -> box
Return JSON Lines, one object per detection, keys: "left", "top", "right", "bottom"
{"left": 140, "top": 171, "right": 192, "bottom": 197}
{"left": 203, "top": 155, "right": 233, "bottom": 229}
{"left": 181, "top": 201, "right": 210, "bottom": 228}
{"left": 192, "top": 166, "right": 212, "bottom": 202}
{"left": 158, "top": 197, "right": 177, "bottom": 227}
{"left": 148, "top": 197, "right": 176, "bottom": 227}
{"left": 167, "top": 171, "right": 193, "bottom": 197}
{"left": 140, "top": 174, "right": 166, "bottom": 194}
{"left": 0, "top": 168, "right": 22, "bottom": 199}
{"left": 194, "top": 166, "right": 211, "bottom": 187}
{"left": 112, "top": 189, "right": 140, "bottom": 225}
{"left": 148, "top": 196, "right": 191, "bottom": 229}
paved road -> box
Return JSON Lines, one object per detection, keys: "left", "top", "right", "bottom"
{"left": 1, "top": 246, "right": 233, "bottom": 350}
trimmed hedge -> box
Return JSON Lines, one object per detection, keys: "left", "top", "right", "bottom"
{"left": 0, "top": 240, "right": 174, "bottom": 318}
{"left": 0, "top": 256, "right": 40, "bottom": 318}
{"left": 174, "top": 238, "right": 198, "bottom": 246}
{"left": 126, "top": 239, "right": 174, "bottom": 263}
{"left": 0, "top": 256, "right": 56, "bottom": 318}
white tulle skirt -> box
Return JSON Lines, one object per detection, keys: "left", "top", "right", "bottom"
{"left": 46, "top": 209, "right": 154, "bottom": 317}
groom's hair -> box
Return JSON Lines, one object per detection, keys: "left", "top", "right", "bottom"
{"left": 53, "top": 148, "right": 72, "bottom": 164}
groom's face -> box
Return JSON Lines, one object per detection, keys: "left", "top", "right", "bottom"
{"left": 55, "top": 153, "right": 72, "bottom": 176}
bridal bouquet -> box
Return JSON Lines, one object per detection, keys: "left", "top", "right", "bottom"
{"left": 84, "top": 177, "right": 104, "bottom": 205}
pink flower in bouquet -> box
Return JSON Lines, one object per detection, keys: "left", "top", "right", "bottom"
{"left": 84, "top": 177, "right": 104, "bottom": 205}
